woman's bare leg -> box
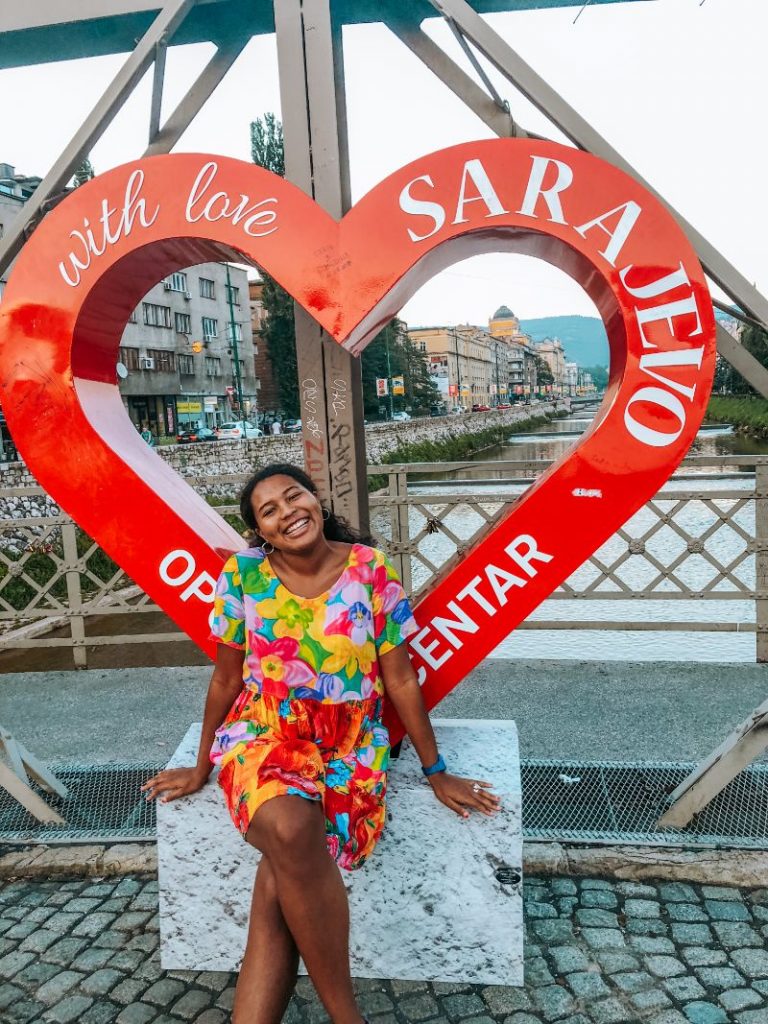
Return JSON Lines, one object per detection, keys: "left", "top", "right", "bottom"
{"left": 232, "top": 855, "right": 299, "bottom": 1024}
{"left": 247, "top": 796, "right": 363, "bottom": 1024}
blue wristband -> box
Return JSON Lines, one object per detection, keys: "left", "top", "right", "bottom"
{"left": 422, "top": 754, "right": 446, "bottom": 777}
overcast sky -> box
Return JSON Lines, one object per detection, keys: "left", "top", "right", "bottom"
{"left": 1, "top": 0, "right": 764, "bottom": 329}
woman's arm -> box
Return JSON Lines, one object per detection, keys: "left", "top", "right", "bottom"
{"left": 141, "top": 644, "right": 245, "bottom": 803}
{"left": 379, "top": 644, "right": 500, "bottom": 819}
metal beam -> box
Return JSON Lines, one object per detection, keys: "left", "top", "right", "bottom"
{"left": 144, "top": 34, "right": 250, "bottom": 156}
{"left": 0, "top": 0, "right": 196, "bottom": 278}
{"left": 429, "top": 0, "right": 768, "bottom": 336}
{"left": 0, "top": 0, "right": 220, "bottom": 32}
{"left": 149, "top": 39, "right": 168, "bottom": 142}
{"left": 385, "top": 16, "right": 517, "bottom": 138}
{"left": 656, "top": 696, "right": 768, "bottom": 829}
{"left": 274, "top": 0, "right": 369, "bottom": 533}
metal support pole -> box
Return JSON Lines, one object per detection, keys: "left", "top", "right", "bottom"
{"left": 61, "top": 519, "right": 87, "bottom": 670}
{"left": 0, "top": 0, "right": 196, "bottom": 278}
{"left": 274, "top": 0, "right": 369, "bottom": 532}
{"left": 149, "top": 38, "right": 168, "bottom": 143}
{"left": 755, "top": 463, "right": 768, "bottom": 664}
{"left": 453, "top": 328, "right": 463, "bottom": 409}
{"left": 656, "top": 697, "right": 768, "bottom": 830}
{"left": 225, "top": 263, "right": 246, "bottom": 429}
{"left": 385, "top": 332, "right": 395, "bottom": 420}
{"left": 388, "top": 469, "right": 413, "bottom": 594}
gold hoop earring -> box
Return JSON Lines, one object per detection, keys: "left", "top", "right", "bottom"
{"left": 261, "top": 540, "right": 274, "bottom": 555}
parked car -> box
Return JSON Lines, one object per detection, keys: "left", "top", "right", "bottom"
{"left": 391, "top": 411, "right": 411, "bottom": 422}
{"left": 283, "top": 419, "right": 302, "bottom": 434}
{"left": 495, "top": 402, "right": 512, "bottom": 411}
{"left": 471, "top": 404, "right": 491, "bottom": 413}
{"left": 215, "top": 421, "right": 264, "bottom": 440}
{"left": 176, "top": 426, "right": 217, "bottom": 444}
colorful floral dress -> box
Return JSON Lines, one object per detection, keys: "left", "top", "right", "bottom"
{"left": 209, "top": 543, "right": 418, "bottom": 870}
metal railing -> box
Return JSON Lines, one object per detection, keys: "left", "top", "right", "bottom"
{"left": 0, "top": 454, "right": 765, "bottom": 668}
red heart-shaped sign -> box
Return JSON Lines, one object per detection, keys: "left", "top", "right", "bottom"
{"left": 0, "top": 140, "right": 715, "bottom": 743}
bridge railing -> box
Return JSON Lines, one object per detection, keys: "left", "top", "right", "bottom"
{"left": 0, "top": 454, "right": 764, "bottom": 668}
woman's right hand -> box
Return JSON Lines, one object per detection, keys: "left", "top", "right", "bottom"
{"left": 141, "top": 766, "right": 210, "bottom": 803}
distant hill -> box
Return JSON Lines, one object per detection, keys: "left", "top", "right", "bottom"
{"left": 520, "top": 308, "right": 733, "bottom": 367}
{"left": 519, "top": 316, "right": 608, "bottom": 367}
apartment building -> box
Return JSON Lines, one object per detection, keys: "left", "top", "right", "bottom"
{"left": 410, "top": 303, "right": 547, "bottom": 407}
{"left": 410, "top": 323, "right": 498, "bottom": 409}
{"left": 1, "top": 162, "right": 257, "bottom": 440}
{"left": 118, "top": 262, "right": 255, "bottom": 437}
{"left": 0, "top": 163, "right": 42, "bottom": 301}
{"left": 0, "top": 165, "right": 44, "bottom": 458}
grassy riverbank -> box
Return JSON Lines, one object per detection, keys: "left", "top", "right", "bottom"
{"left": 377, "top": 412, "right": 556, "bottom": 466}
{"left": 707, "top": 396, "right": 768, "bottom": 438}
{"left": 366, "top": 408, "right": 564, "bottom": 491}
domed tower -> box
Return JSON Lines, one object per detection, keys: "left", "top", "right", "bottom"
{"left": 489, "top": 304, "right": 520, "bottom": 339}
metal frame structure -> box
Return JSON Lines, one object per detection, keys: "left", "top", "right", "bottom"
{"left": 0, "top": 726, "right": 68, "bottom": 823}
{"left": 2, "top": 0, "right": 767, "bottom": 822}
{"left": 0, "top": 450, "right": 764, "bottom": 660}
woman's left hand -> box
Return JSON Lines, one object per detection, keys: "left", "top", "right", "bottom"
{"left": 428, "top": 773, "right": 501, "bottom": 818}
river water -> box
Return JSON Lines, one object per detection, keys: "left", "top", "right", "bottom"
{"left": 399, "top": 404, "right": 768, "bottom": 664}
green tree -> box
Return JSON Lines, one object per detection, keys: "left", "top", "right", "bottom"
{"left": 713, "top": 323, "right": 768, "bottom": 396}
{"left": 534, "top": 354, "right": 554, "bottom": 387}
{"left": 360, "top": 320, "right": 440, "bottom": 418}
{"left": 584, "top": 364, "right": 608, "bottom": 391}
{"left": 250, "top": 113, "right": 284, "bottom": 177}
{"left": 72, "top": 157, "right": 95, "bottom": 187}
{"left": 250, "top": 114, "right": 296, "bottom": 414}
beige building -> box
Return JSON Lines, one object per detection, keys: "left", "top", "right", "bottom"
{"left": 535, "top": 337, "right": 568, "bottom": 393}
{"left": 409, "top": 324, "right": 497, "bottom": 409}
{"left": 410, "top": 305, "right": 548, "bottom": 407}
{"left": 488, "top": 305, "right": 538, "bottom": 397}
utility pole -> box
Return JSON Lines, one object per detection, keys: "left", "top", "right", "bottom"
{"left": 225, "top": 263, "right": 246, "bottom": 432}
{"left": 385, "top": 327, "right": 395, "bottom": 419}
{"left": 452, "top": 328, "right": 463, "bottom": 410}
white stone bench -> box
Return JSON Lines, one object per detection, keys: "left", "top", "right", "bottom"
{"left": 157, "top": 719, "right": 522, "bottom": 985}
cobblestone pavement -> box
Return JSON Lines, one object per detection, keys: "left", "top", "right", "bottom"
{"left": 2, "top": 874, "right": 768, "bottom": 1024}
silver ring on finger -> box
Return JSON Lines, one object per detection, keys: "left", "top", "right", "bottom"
{"left": 472, "top": 783, "right": 481, "bottom": 793}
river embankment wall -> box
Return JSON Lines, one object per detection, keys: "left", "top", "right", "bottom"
{"left": 0, "top": 400, "right": 567, "bottom": 520}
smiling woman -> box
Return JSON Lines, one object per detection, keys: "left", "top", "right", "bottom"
{"left": 142, "top": 461, "right": 500, "bottom": 1024}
